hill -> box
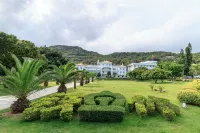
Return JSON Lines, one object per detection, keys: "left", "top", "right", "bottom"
{"left": 47, "top": 45, "right": 178, "bottom": 65}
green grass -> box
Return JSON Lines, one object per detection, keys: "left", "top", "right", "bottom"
{"left": 1, "top": 80, "right": 200, "bottom": 133}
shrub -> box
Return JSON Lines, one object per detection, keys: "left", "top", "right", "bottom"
{"left": 135, "top": 103, "right": 147, "bottom": 117}
{"left": 148, "top": 84, "right": 154, "bottom": 91}
{"left": 78, "top": 105, "right": 125, "bottom": 122}
{"left": 146, "top": 99, "right": 155, "bottom": 115}
{"left": 95, "top": 97, "right": 114, "bottom": 106}
{"left": 162, "top": 107, "right": 176, "bottom": 121}
{"left": 127, "top": 99, "right": 134, "bottom": 112}
{"left": 132, "top": 95, "right": 146, "bottom": 104}
{"left": 175, "top": 77, "right": 182, "bottom": 81}
{"left": 177, "top": 90, "right": 200, "bottom": 106}
{"left": 30, "top": 101, "right": 55, "bottom": 108}
{"left": 158, "top": 86, "right": 164, "bottom": 93}
{"left": 60, "top": 105, "right": 73, "bottom": 122}
{"left": 23, "top": 107, "right": 40, "bottom": 121}
{"left": 40, "top": 106, "right": 62, "bottom": 121}
{"left": 168, "top": 103, "right": 180, "bottom": 115}
{"left": 49, "top": 93, "right": 66, "bottom": 99}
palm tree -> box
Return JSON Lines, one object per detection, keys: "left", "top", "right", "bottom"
{"left": 73, "top": 69, "right": 81, "bottom": 89}
{"left": 51, "top": 62, "right": 76, "bottom": 93}
{"left": 0, "top": 54, "right": 51, "bottom": 113}
{"left": 90, "top": 72, "right": 96, "bottom": 82}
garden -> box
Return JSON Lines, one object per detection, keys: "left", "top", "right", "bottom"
{"left": 1, "top": 80, "right": 200, "bottom": 133}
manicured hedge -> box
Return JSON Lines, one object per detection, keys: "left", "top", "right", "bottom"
{"left": 79, "top": 91, "right": 126, "bottom": 122}
{"left": 128, "top": 95, "right": 180, "bottom": 121}
{"left": 78, "top": 105, "right": 125, "bottom": 122}
{"left": 23, "top": 92, "right": 83, "bottom": 122}
{"left": 146, "top": 99, "right": 155, "bottom": 115}
{"left": 177, "top": 89, "right": 200, "bottom": 106}
{"left": 23, "top": 107, "right": 40, "bottom": 121}
{"left": 135, "top": 103, "right": 147, "bottom": 117}
{"left": 60, "top": 105, "right": 73, "bottom": 122}
{"left": 40, "top": 106, "right": 62, "bottom": 121}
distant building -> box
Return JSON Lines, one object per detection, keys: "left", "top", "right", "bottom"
{"left": 76, "top": 60, "right": 127, "bottom": 77}
{"left": 128, "top": 61, "right": 157, "bottom": 71}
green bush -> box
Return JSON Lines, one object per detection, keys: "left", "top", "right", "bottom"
{"left": 162, "top": 107, "right": 176, "bottom": 121}
{"left": 168, "top": 103, "right": 180, "bottom": 115}
{"left": 175, "top": 77, "right": 182, "bottom": 81}
{"left": 146, "top": 99, "right": 155, "bottom": 115}
{"left": 30, "top": 101, "right": 55, "bottom": 108}
{"left": 132, "top": 95, "right": 146, "bottom": 104}
{"left": 48, "top": 92, "right": 66, "bottom": 99}
{"left": 127, "top": 99, "right": 134, "bottom": 112}
{"left": 60, "top": 105, "right": 73, "bottom": 122}
{"left": 78, "top": 105, "right": 125, "bottom": 122}
{"left": 40, "top": 106, "right": 62, "bottom": 121}
{"left": 135, "top": 103, "right": 147, "bottom": 117}
{"left": 23, "top": 107, "right": 40, "bottom": 121}
{"left": 95, "top": 97, "right": 114, "bottom": 106}
{"left": 177, "top": 90, "right": 200, "bottom": 106}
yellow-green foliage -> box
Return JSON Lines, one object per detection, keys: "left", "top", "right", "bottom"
{"left": 177, "top": 89, "right": 200, "bottom": 106}
{"left": 23, "top": 92, "right": 83, "bottom": 121}
{"left": 135, "top": 103, "right": 147, "bottom": 117}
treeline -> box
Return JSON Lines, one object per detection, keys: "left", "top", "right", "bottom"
{"left": 1, "top": 32, "right": 200, "bottom": 75}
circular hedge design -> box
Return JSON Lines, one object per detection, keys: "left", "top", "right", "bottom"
{"left": 78, "top": 91, "right": 126, "bottom": 122}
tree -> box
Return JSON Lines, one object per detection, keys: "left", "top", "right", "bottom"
{"left": 97, "top": 72, "right": 101, "bottom": 78}
{"left": 184, "top": 43, "right": 193, "bottom": 75}
{"left": 158, "top": 62, "right": 184, "bottom": 80}
{"left": 0, "top": 54, "right": 51, "bottom": 113}
{"left": 190, "top": 63, "right": 200, "bottom": 76}
{"left": 40, "top": 47, "right": 68, "bottom": 66}
{"left": 132, "top": 67, "right": 148, "bottom": 80}
{"left": 51, "top": 62, "right": 76, "bottom": 93}
{"left": 178, "top": 49, "right": 185, "bottom": 64}
{"left": 149, "top": 68, "right": 168, "bottom": 83}
{"left": 90, "top": 72, "right": 96, "bottom": 82}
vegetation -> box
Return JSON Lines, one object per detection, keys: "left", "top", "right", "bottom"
{"left": 23, "top": 92, "right": 83, "bottom": 122}
{"left": 0, "top": 54, "right": 51, "bottom": 113}
{"left": 51, "top": 62, "right": 77, "bottom": 93}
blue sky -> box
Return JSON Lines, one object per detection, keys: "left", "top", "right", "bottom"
{"left": 0, "top": 0, "right": 200, "bottom": 54}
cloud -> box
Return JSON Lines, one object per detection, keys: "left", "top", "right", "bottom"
{"left": 0, "top": 0, "right": 200, "bottom": 54}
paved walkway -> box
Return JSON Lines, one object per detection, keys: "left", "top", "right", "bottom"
{"left": 0, "top": 82, "right": 78, "bottom": 110}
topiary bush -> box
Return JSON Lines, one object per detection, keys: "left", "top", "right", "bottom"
{"left": 40, "top": 106, "right": 62, "bottom": 121}
{"left": 23, "top": 107, "right": 41, "bottom": 121}
{"left": 78, "top": 105, "right": 125, "bottom": 122}
{"left": 60, "top": 105, "right": 73, "bottom": 122}
{"left": 135, "top": 103, "right": 147, "bottom": 117}
{"left": 177, "top": 89, "right": 200, "bottom": 106}
{"left": 146, "top": 99, "right": 155, "bottom": 115}
{"left": 129, "top": 95, "right": 180, "bottom": 121}
{"left": 22, "top": 92, "right": 83, "bottom": 122}
{"left": 78, "top": 91, "right": 126, "bottom": 122}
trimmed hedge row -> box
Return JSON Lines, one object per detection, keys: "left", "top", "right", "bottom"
{"left": 78, "top": 91, "right": 126, "bottom": 122}
{"left": 23, "top": 92, "right": 83, "bottom": 122}
{"left": 78, "top": 105, "right": 125, "bottom": 122}
{"left": 128, "top": 95, "right": 180, "bottom": 121}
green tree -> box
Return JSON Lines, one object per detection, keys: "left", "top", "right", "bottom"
{"left": 190, "top": 63, "right": 200, "bottom": 76}
{"left": 0, "top": 54, "right": 51, "bottom": 113}
{"left": 149, "top": 68, "right": 168, "bottom": 83}
{"left": 184, "top": 43, "right": 193, "bottom": 75}
{"left": 133, "top": 67, "right": 148, "bottom": 80}
{"left": 90, "top": 72, "right": 96, "bottom": 82}
{"left": 51, "top": 62, "right": 76, "bottom": 93}
{"left": 158, "top": 62, "right": 184, "bottom": 80}
{"left": 178, "top": 49, "right": 185, "bottom": 64}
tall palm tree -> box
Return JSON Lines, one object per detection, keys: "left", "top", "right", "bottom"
{"left": 51, "top": 62, "right": 76, "bottom": 93}
{"left": 73, "top": 69, "right": 81, "bottom": 89}
{"left": 0, "top": 54, "right": 51, "bottom": 113}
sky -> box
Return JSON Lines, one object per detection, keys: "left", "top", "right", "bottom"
{"left": 0, "top": 0, "right": 200, "bottom": 54}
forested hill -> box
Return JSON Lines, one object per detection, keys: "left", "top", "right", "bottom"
{"left": 47, "top": 45, "right": 178, "bottom": 65}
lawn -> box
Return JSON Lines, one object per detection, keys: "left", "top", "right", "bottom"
{"left": 1, "top": 80, "right": 200, "bottom": 133}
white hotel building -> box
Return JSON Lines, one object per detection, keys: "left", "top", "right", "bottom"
{"left": 76, "top": 60, "right": 157, "bottom": 77}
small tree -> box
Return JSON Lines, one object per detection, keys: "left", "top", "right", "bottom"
{"left": 149, "top": 68, "right": 168, "bottom": 83}
{"left": 90, "top": 72, "right": 96, "bottom": 82}
{"left": 107, "top": 71, "right": 111, "bottom": 77}
{"left": 51, "top": 62, "right": 76, "bottom": 93}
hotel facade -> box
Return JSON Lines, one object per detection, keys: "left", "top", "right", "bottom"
{"left": 76, "top": 60, "right": 157, "bottom": 77}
